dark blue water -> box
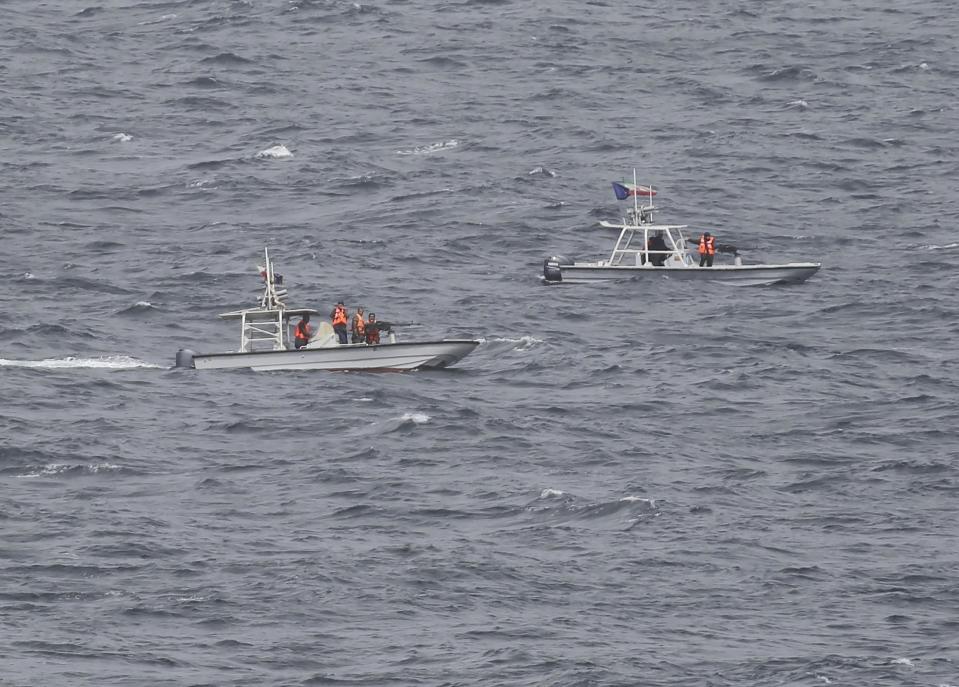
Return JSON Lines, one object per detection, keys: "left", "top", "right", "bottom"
{"left": 2, "top": 1, "right": 959, "bottom": 684}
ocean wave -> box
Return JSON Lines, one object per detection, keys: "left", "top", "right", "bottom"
{"left": 187, "top": 177, "right": 217, "bottom": 189}
{"left": 757, "top": 65, "right": 817, "bottom": 82}
{"left": 524, "top": 490, "right": 659, "bottom": 528}
{"left": 117, "top": 301, "right": 158, "bottom": 315}
{"left": 18, "top": 462, "right": 123, "bottom": 478}
{"left": 200, "top": 52, "right": 253, "bottom": 65}
{"left": 395, "top": 139, "right": 459, "bottom": 155}
{"left": 138, "top": 13, "right": 176, "bottom": 25}
{"left": 919, "top": 242, "right": 959, "bottom": 250}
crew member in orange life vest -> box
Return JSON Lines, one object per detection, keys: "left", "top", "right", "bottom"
{"left": 365, "top": 313, "right": 380, "bottom": 345}
{"left": 330, "top": 301, "right": 349, "bottom": 344}
{"left": 698, "top": 231, "right": 716, "bottom": 267}
{"left": 351, "top": 307, "right": 366, "bottom": 344}
{"left": 293, "top": 314, "right": 313, "bottom": 349}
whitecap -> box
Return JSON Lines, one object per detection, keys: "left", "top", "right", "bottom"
{"left": 396, "top": 139, "right": 459, "bottom": 156}
{"left": 255, "top": 144, "right": 293, "bottom": 159}
{"left": 21, "top": 464, "right": 69, "bottom": 477}
{"left": 400, "top": 412, "right": 430, "bottom": 424}
{"left": 540, "top": 488, "right": 565, "bottom": 498}
{"left": 788, "top": 99, "right": 808, "bottom": 109}
{"left": 88, "top": 463, "right": 121, "bottom": 473}
{"left": 112, "top": 133, "right": 133, "bottom": 142}
{"left": 528, "top": 166, "right": 556, "bottom": 177}
{"left": 919, "top": 62, "right": 930, "bottom": 70}
{"left": 23, "top": 272, "right": 35, "bottom": 280}
{"left": 0, "top": 355, "right": 161, "bottom": 369}
{"left": 19, "top": 463, "right": 120, "bottom": 478}
{"left": 919, "top": 242, "right": 959, "bottom": 250}
{"left": 817, "top": 676, "right": 831, "bottom": 684}
{"left": 188, "top": 178, "right": 216, "bottom": 189}
{"left": 891, "top": 657, "right": 914, "bottom": 666}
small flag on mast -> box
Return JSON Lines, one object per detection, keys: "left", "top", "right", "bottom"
{"left": 612, "top": 181, "right": 656, "bottom": 200}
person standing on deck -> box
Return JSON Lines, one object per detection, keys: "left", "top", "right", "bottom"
{"left": 330, "top": 301, "right": 348, "bottom": 344}
{"left": 365, "top": 313, "right": 380, "bottom": 345}
{"left": 698, "top": 232, "right": 716, "bottom": 267}
{"left": 350, "top": 307, "right": 366, "bottom": 344}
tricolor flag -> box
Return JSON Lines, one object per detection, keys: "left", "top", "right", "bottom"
{"left": 257, "top": 264, "right": 267, "bottom": 280}
{"left": 612, "top": 181, "right": 656, "bottom": 200}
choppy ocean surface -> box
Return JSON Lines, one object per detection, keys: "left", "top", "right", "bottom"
{"left": 2, "top": 1, "right": 959, "bottom": 685}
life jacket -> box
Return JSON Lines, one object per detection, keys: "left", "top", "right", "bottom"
{"left": 294, "top": 320, "right": 311, "bottom": 341}
{"left": 698, "top": 235, "right": 716, "bottom": 256}
{"left": 352, "top": 313, "right": 366, "bottom": 335}
{"left": 332, "top": 306, "right": 347, "bottom": 326}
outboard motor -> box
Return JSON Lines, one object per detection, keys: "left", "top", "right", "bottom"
{"left": 543, "top": 255, "right": 568, "bottom": 283}
{"left": 175, "top": 349, "right": 196, "bottom": 369}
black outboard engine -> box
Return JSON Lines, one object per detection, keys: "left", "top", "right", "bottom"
{"left": 175, "top": 349, "right": 196, "bottom": 369}
{"left": 543, "top": 255, "right": 569, "bottom": 283}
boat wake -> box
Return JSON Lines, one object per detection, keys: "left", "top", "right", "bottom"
{"left": 481, "top": 336, "right": 545, "bottom": 352}
{"left": 0, "top": 355, "right": 161, "bottom": 370}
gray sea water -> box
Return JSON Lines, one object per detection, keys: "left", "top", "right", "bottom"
{"left": 2, "top": 1, "right": 959, "bottom": 685}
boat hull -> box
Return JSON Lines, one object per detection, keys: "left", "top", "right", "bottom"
{"left": 547, "top": 262, "right": 821, "bottom": 286}
{"left": 190, "top": 340, "right": 480, "bottom": 372}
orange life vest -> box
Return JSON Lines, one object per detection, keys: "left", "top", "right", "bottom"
{"left": 294, "top": 320, "right": 311, "bottom": 341}
{"left": 352, "top": 314, "right": 366, "bottom": 335}
{"left": 699, "top": 235, "right": 716, "bottom": 256}
{"left": 332, "top": 306, "right": 347, "bottom": 326}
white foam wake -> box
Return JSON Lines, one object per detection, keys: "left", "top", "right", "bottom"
{"left": 483, "top": 336, "right": 543, "bottom": 351}
{"left": 0, "top": 355, "right": 161, "bottom": 369}
{"left": 255, "top": 144, "right": 293, "bottom": 159}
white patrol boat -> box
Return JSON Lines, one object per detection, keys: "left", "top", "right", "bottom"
{"left": 175, "top": 249, "right": 479, "bottom": 372}
{"left": 543, "top": 174, "right": 821, "bottom": 286}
